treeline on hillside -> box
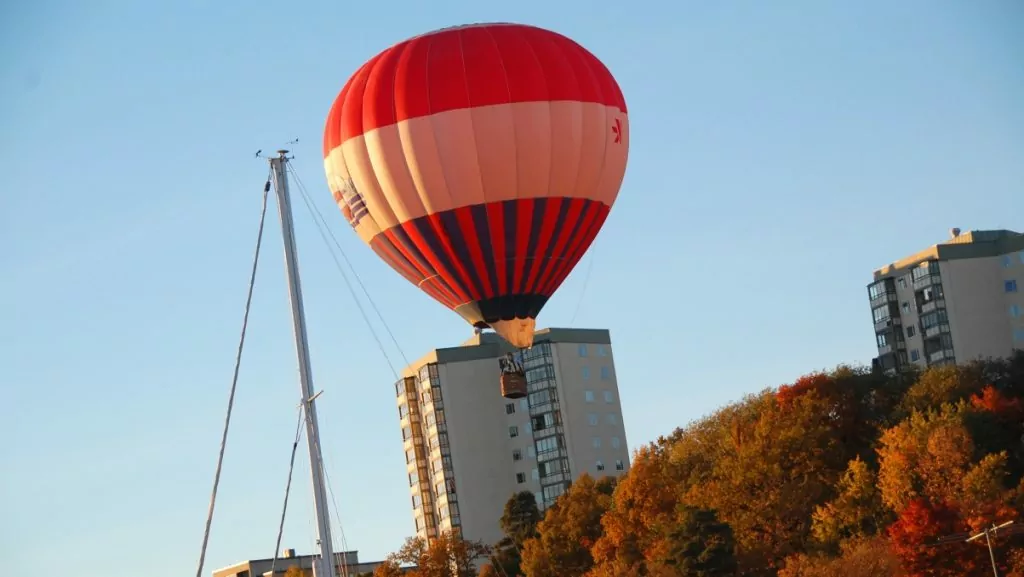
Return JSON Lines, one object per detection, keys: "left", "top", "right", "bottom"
{"left": 370, "top": 352, "right": 1024, "bottom": 577}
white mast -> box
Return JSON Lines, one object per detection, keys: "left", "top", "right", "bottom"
{"left": 269, "top": 150, "right": 337, "bottom": 577}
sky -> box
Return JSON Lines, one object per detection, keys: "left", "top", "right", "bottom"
{"left": 1, "top": 0, "right": 1022, "bottom": 575}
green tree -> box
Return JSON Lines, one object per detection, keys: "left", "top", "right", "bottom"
{"left": 657, "top": 505, "right": 737, "bottom": 575}
{"left": 486, "top": 490, "right": 544, "bottom": 576}
{"left": 502, "top": 491, "right": 542, "bottom": 548}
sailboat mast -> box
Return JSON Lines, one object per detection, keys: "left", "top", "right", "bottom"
{"left": 269, "top": 150, "right": 337, "bottom": 577}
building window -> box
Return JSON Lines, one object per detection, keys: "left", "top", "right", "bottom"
{"left": 398, "top": 404, "right": 409, "bottom": 419}
{"left": 910, "top": 349, "right": 920, "bottom": 362}
{"left": 597, "top": 345, "right": 608, "bottom": 357}
{"left": 578, "top": 344, "right": 588, "bottom": 357}
{"left": 898, "top": 277, "right": 907, "bottom": 289}
{"left": 906, "top": 325, "right": 916, "bottom": 338}
{"left": 513, "top": 449, "right": 522, "bottom": 461}
{"left": 1011, "top": 304, "right": 1021, "bottom": 318}
{"left": 412, "top": 495, "right": 422, "bottom": 509}
{"left": 582, "top": 366, "right": 591, "bottom": 380}
{"left": 1006, "top": 279, "right": 1019, "bottom": 293}
{"left": 409, "top": 471, "right": 418, "bottom": 486}
{"left": 588, "top": 413, "right": 598, "bottom": 426}
{"left": 615, "top": 459, "right": 625, "bottom": 471}
{"left": 611, "top": 437, "right": 621, "bottom": 449}
{"left": 509, "top": 426, "right": 519, "bottom": 438}
{"left": 872, "top": 304, "right": 891, "bottom": 324}
{"left": 505, "top": 403, "right": 516, "bottom": 414}
{"left": 901, "top": 301, "right": 910, "bottom": 313}
{"left": 606, "top": 413, "right": 617, "bottom": 425}
{"left": 516, "top": 472, "right": 526, "bottom": 484}
{"left": 600, "top": 366, "right": 611, "bottom": 380}
{"left": 593, "top": 437, "right": 602, "bottom": 448}
{"left": 596, "top": 460, "right": 605, "bottom": 471}
{"left": 536, "top": 437, "right": 559, "bottom": 454}
{"left": 585, "top": 390, "right": 595, "bottom": 403}
{"left": 604, "top": 391, "right": 614, "bottom": 403}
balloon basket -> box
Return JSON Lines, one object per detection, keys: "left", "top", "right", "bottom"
{"left": 500, "top": 372, "right": 528, "bottom": 399}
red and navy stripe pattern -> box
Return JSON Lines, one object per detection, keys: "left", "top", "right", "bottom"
{"left": 370, "top": 198, "right": 609, "bottom": 326}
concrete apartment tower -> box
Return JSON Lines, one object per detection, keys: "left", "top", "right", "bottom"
{"left": 867, "top": 228, "right": 1024, "bottom": 372}
{"left": 394, "top": 328, "right": 631, "bottom": 547}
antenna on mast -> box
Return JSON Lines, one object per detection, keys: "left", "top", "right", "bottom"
{"left": 268, "top": 150, "right": 337, "bottom": 577}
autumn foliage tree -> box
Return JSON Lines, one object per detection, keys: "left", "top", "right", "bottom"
{"left": 376, "top": 531, "right": 489, "bottom": 577}
{"left": 519, "top": 474, "right": 618, "bottom": 577}
{"left": 375, "top": 351, "right": 1024, "bottom": 577}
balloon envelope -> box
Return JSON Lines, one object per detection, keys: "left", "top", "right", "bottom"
{"left": 323, "top": 22, "right": 629, "bottom": 348}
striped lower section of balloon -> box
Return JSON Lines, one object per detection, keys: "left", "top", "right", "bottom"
{"left": 367, "top": 197, "right": 609, "bottom": 326}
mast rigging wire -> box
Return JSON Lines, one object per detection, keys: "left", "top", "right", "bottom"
{"left": 268, "top": 408, "right": 305, "bottom": 577}
{"left": 194, "top": 172, "right": 273, "bottom": 577}
{"left": 289, "top": 166, "right": 411, "bottom": 374}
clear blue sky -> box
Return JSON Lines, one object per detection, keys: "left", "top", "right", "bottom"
{"left": 1, "top": 1, "right": 1021, "bottom": 575}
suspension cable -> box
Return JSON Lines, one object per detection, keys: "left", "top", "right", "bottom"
{"left": 269, "top": 408, "right": 305, "bottom": 577}
{"left": 194, "top": 172, "right": 272, "bottom": 577}
{"left": 288, "top": 166, "right": 411, "bottom": 373}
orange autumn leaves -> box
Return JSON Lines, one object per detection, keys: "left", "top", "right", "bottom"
{"left": 378, "top": 352, "right": 1024, "bottom": 576}
{"left": 533, "top": 354, "right": 1024, "bottom": 576}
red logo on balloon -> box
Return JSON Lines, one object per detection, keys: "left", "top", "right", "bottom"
{"left": 612, "top": 118, "right": 622, "bottom": 144}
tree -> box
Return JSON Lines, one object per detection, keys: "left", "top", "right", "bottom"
{"left": 520, "top": 475, "right": 617, "bottom": 577}
{"left": 590, "top": 442, "right": 683, "bottom": 574}
{"left": 679, "top": 385, "right": 848, "bottom": 573}
{"left": 284, "top": 567, "right": 309, "bottom": 577}
{"left": 486, "top": 491, "right": 544, "bottom": 576}
{"left": 779, "top": 536, "right": 905, "bottom": 577}
{"left": 886, "top": 499, "right": 987, "bottom": 577}
{"left": 385, "top": 531, "right": 490, "bottom": 577}
{"left": 489, "top": 353, "right": 1024, "bottom": 577}
{"left": 811, "top": 457, "right": 892, "bottom": 548}
{"left": 657, "top": 505, "right": 737, "bottom": 575}
{"left": 501, "top": 491, "right": 542, "bottom": 548}
{"left": 372, "top": 561, "right": 405, "bottom": 577}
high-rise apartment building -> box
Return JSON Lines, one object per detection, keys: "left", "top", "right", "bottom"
{"left": 867, "top": 228, "right": 1024, "bottom": 372}
{"left": 394, "top": 328, "right": 630, "bottom": 547}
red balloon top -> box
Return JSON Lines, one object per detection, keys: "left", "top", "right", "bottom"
{"left": 324, "top": 23, "right": 627, "bottom": 157}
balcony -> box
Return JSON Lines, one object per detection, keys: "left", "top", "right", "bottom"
{"left": 919, "top": 299, "right": 945, "bottom": 315}
{"left": 912, "top": 273, "right": 940, "bottom": 291}
{"left": 868, "top": 290, "right": 898, "bottom": 308}
{"left": 873, "top": 315, "right": 902, "bottom": 333}
{"left": 928, "top": 349, "right": 955, "bottom": 364}
{"left": 923, "top": 323, "right": 950, "bottom": 339}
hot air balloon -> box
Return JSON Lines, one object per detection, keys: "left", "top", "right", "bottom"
{"left": 323, "top": 22, "right": 629, "bottom": 354}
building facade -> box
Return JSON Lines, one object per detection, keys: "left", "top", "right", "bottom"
{"left": 212, "top": 549, "right": 399, "bottom": 577}
{"left": 867, "top": 228, "right": 1024, "bottom": 372}
{"left": 395, "top": 328, "right": 631, "bottom": 547}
